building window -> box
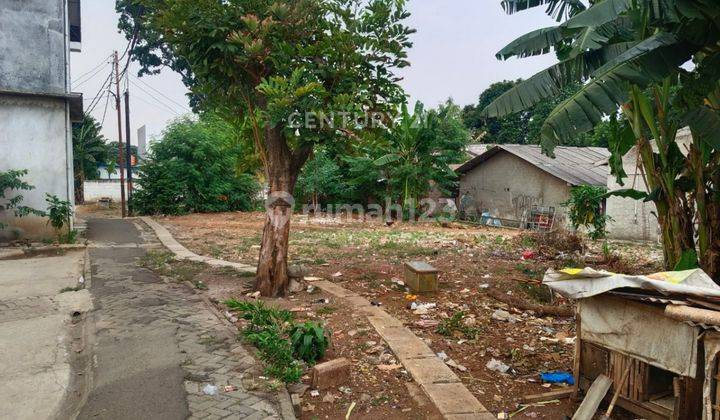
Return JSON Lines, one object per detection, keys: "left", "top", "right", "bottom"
{"left": 69, "top": 0, "right": 81, "bottom": 43}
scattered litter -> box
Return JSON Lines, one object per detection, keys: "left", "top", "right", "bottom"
{"left": 78, "top": 275, "right": 85, "bottom": 284}
{"left": 460, "top": 288, "right": 470, "bottom": 293}
{"left": 478, "top": 283, "right": 490, "bottom": 289}
{"left": 338, "top": 386, "right": 352, "bottom": 395}
{"left": 486, "top": 359, "right": 510, "bottom": 373}
{"left": 312, "top": 298, "right": 330, "bottom": 304}
{"left": 414, "top": 319, "right": 439, "bottom": 328}
{"left": 345, "top": 401, "right": 356, "bottom": 420}
{"left": 521, "top": 250, "right": 536, "bottom": 260}
{"left": 405, "top": 294, "right": 418, "bottom": 301}
{"left": 332, "top": 272, "right": 343, "bottom": 278}
{"left": 445, "top": 359, "right": 468, "bottom": 372}
{"left": 540, "top": 371, "right": 575, "bottom": 385}
{"left": 436, "top": 351, "right": 448, "bottom": 361}
{"left": 377, "top": 364, "right": 402, "bottom": 372}
{"left": 497, "top": 412, "right": 509, "bottom": 419}
{"left": 370, "top": 301, "right": 382, "bottom": 306}
{"left": 410, "top": 302, "right": 436, "bottom": 312}
{"left": 223, "top": 385, "right": 237, "bottom": 392}
{"left": 247, "top": 291, "right": 261, "bottom": 299}
{"left": 202, "top": 384, "right": 218, "bottom": 396}
{"left": 304, "top": 276, "right": 323, "bottom": 282}
{"left": 482, "top": 274, "right": 491, "bottom": 279}
{"left": 310, "top": 390, "right": 320, "bottom": 397}
{"left": 322, "top": 392, "right": 335, "bottom": 403}
{"left": 491, "top": 309, "right": 518, "bottom": 323}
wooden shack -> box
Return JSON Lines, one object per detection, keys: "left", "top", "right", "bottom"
{"left": 545, "top": 268, "right": 720, "bottom": 419}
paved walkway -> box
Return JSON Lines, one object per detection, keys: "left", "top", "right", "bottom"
{"left": 0, "top": 250, "right": 90, "bottom": 420}
{"left": 79, "top": 218, "right": 287, "bottom": 420}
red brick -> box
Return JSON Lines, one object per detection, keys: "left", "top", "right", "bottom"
{"left": 310, "top": 358, "right": 351, "bottom": 389}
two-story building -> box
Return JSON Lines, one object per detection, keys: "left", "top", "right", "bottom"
{"left": 0, "top": 0, "right": 82, "bottom": 239}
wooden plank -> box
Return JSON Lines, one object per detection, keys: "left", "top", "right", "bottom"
{"left": 614, "top": 396, "right": 672, "bottom": 420}
{"left": 522, "top": 388, "right": 575, "bottom": 404}
{"left": 572, "top": 374, "right": 613, "bottom": 420}
{"left": 573, "top": 309, "right": 581, "bottom": 400}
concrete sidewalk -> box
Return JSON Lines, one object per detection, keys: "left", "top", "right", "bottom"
{"left": 0, "top": 250, "right": 92, "bottom": 420}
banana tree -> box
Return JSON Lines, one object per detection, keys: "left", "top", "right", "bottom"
{"left": 373, "top": 102, "right": 467, "bottom": 210}
{"left": 485, "top": 0, "right": 720, "bottom": 280}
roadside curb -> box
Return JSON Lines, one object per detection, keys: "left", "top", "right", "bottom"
{"left": 141, "top": 215, "right": 493, "bottom": 419}
{"left": 140, "top": 217, "right": 256, "bottom": 275}
{"left": 142, "top": 217, "right": 295, "bottom": 420}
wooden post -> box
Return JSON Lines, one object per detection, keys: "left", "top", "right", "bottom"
{"left": 113, "top": 51, "right": 126, "bottom": 218}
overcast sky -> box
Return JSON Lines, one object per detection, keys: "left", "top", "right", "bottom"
{"left": 73, "top": 1, "right": 559, "bottom": 145}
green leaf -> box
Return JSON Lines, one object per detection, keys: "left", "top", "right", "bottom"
{"left": 541, "top": 32, "right": 692, "bottom": 151}
{"left": 483, "top": 41, "right": 635, "bottom": 118}
{"left": 674, "top": 249, "right": 699, "bottom": 271}
{"left": 373, "top": 153, "right": 401, "bottom": 166}
{"left": 686, "top": 106, "right": 720, "bottom": 150}
{"left": 496, "top": 26, "right": 567, "bottom": 60}
{"left": 602, "top": 188, "right": 648, "bottom": 200}
{"left": 501, "top": 0, "right": 586, "bottom": 21}
{"left": 563, "top": 0, "right": 631, "bottom": 29}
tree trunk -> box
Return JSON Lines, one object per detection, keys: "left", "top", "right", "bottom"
{"left": 74, "top": 172, "right": 85, "bottom": 204}
{"left": 254, "top": 127, "right": 311, "bottom": 297}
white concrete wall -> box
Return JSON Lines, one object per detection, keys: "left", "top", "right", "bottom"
{"left": 459, "top": 151, "right": 571, "bottom": 226}
{"left": 0, "top": 95, "right": 72, "bottom": 239}
{"left": 83, "top": 180, "right": 125, "bottom": 202}
{"left": 606, "top": 128, "right": 693, "bottom": 242}
{"left": 605, "top": 147, "right": 660, "bottom": 242}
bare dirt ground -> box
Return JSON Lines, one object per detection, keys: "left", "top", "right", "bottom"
{"left": 156, "top": 211, "right": 663, "bottom": 419}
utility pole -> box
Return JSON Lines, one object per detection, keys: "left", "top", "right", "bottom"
{"left": 124, "top": 87, "right": 133, "bottom": 213}
{"left": 114, "top": 51, "right": 127, "bottom": 218}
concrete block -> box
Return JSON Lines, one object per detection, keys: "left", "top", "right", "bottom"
{"left": 310, "top": 358, "right": 350, "bottom": 390}
{"left": 404, "top": 261, "right": 439, "bottom": 293}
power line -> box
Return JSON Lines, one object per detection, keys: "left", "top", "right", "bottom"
{"left": 130, "top": 93, "right": 182, "bottom": 117}
{"left": 131, "top": 74, "right": 191, "bottom": 112}
{"left": 100, "top": 90, "right": 112, "bottom": 127}
{"left": 71, "top": 53, "right": 112, "bottom": 87}
{"left": 72, "top": 60, "right": 111, "bottom": 90}
{"left": 129, "top": 79, "right": 186, "bottom": 116}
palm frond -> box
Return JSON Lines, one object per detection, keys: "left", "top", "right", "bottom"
{"left": 540, "top": 32, "right": 694, "bottom": 154}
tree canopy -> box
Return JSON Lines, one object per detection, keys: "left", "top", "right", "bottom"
{"left": 118, "top": 0, "right": 415, "bottom": 296}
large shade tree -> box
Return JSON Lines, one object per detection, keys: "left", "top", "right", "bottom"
{"left": 484, "top": 0, "right": 720, "bottom": 279}
{"left": 117, "top": 0, "right": 414, "bottom": 296}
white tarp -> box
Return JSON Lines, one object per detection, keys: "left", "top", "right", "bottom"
{"left": 543, "top": 267, "right": 720, "bottom": 300}
{"left": 579, "top": 296, "right": 698, "bottom": 377}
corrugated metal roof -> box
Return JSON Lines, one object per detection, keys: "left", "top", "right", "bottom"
{"left": 456, "top": 144, "right": 610, "bottom": 186}
{"left": 466, "top": 144, "right": 494, "bottom": 157}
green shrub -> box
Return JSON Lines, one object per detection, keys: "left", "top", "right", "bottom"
{"left": 45, "top": 194, "right": 77, "bottom": 243}
{"left": 563, "top": 185, "right": 610, "bottom": 240}
{"left": 289, "top": 322, "right": 329, "bottom": 364}
{"left": 224, "top": 300, "right": 322, "bottom": 383}
{"left": 0, "top": 169, "right": 44, "bottom": 230}
{"left": 436, "top": 311, "right": 479, "bottom": 339}
{"left": 133, "top": 115, "right": 260, "bottom": 215}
